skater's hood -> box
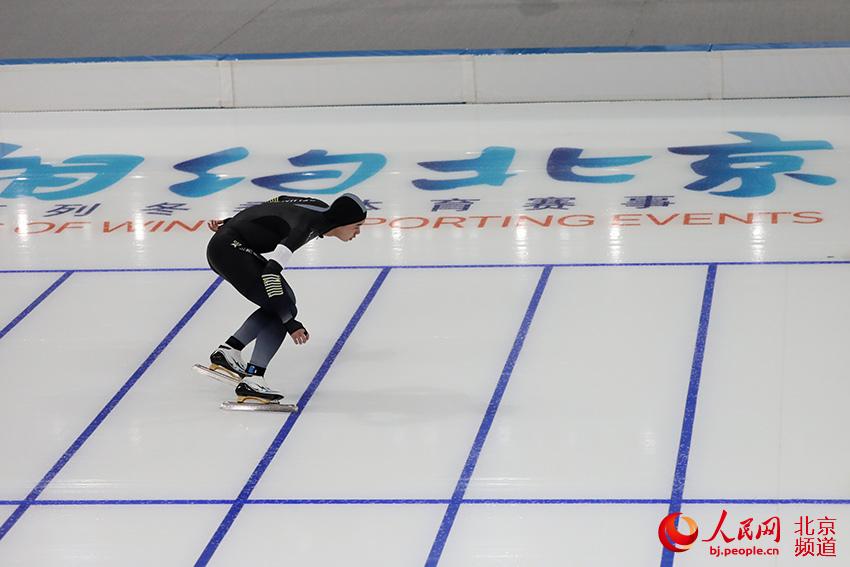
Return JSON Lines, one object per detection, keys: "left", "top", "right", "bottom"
{"left": 320, "top": 193, "right": 368, "bottom": 233}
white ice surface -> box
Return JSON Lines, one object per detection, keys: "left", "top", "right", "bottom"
{"left": 1, "top": 98, "right": 849, "bottom": 566}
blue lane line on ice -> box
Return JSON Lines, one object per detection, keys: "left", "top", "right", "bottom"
{"left": 248, "top": 498, "right": 447, "bottom": 505}
{"left": 682, "top": 499, "right": 850, "bottom": 505}
{"left": 195, "top": 267, "right": 391, "bottom": 567}
{"left": 0, "top": 271, "right": 72, "bottom": 341}
{"left": 0, "top": 268, "right": 212, "bottom": 274}
{"left": 425, "top": 265, "right": 553, "bottom": 567}
{"left": 2, "top": 497, "right": 849, "bottom": 507}
{"left": 2, "top": 41, "right": 849, "bottom": 65}
{"left": 661, "top": 264, "right": 718, "bottom": 567}
{"left": 1, "top": 259, "right": 849, "bottom": 275}
{"left": 0, "top": 276, "right": 223, "bottom": 543}
{"left": 466, "top": 498, "right": 850, "bottom": 505}
{"left": 0, "top": 499, "right": 452, "bottom": 506}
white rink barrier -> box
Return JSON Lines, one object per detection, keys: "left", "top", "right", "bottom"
{"left": 1, "top": 46, "right": 849, "bottom": 111}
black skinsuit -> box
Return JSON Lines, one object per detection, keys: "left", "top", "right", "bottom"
{"left": 206, "top": 196, "right": 333, "bottom": 372}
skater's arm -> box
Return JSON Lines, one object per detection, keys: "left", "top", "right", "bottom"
{"left": 262, "top": 252, "right": 309, "bottom": 345}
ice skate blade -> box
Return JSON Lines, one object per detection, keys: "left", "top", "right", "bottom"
{"left": 193, "top": 364, "right": 240, "bottom": 385}
{"left": 221, "top": 401, "right": 299, "bottom": 413}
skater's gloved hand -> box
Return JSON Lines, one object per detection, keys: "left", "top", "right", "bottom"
{"left": 285, "top": 318, "right": 310, "bottom": 345}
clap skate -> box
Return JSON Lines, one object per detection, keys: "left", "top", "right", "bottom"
{"left": 220, "top": 375, "right": 298, "bottom": 413}
{"left": 193, "top": 346, "right": 248, "bottom": 385}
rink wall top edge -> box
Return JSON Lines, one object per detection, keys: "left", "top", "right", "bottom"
{"left": 1, "top": 42, "right": 849, "bottom": 111}
{"left": 2, "top": 41, "right": 850, "bottom": 66}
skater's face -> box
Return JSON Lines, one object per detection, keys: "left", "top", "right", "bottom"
{"left": 326, "top": 221, "right": 364, "bottom": 241}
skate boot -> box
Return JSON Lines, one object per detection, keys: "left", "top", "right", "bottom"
{"left": 235, "top": 374, "right": 284, "bottom": 404}
{"left": 209, "top": 345, "right": 248, "bottom": 380}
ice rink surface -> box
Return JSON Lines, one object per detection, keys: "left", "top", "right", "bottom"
{"left": 1, "top": 98, "right": 849, "bottom": 565}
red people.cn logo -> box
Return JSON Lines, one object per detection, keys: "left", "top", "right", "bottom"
{"left": 659, "top": 513, "right": 700, "bottom": 552}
